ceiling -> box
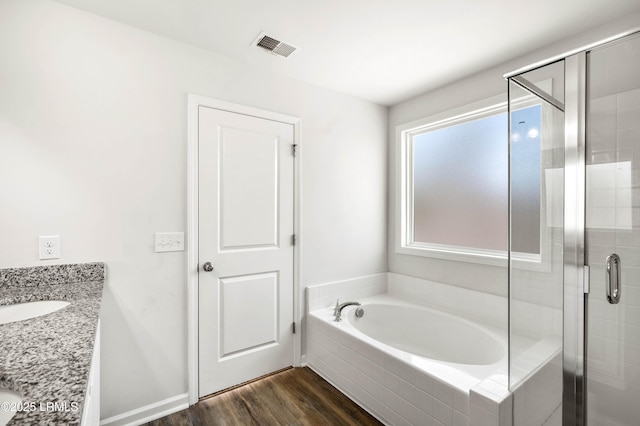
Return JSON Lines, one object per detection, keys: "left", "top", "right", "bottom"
{"left": 52, "top": 0, "right": 640, "bottom": 106}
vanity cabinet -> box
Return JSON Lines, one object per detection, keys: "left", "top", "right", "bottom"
{"left": 81, "top": 320, "right": 101, "bottom": 426}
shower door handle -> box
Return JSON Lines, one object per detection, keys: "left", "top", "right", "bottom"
{"left": 606, "top": 253, "right": 621, "bottom": 304}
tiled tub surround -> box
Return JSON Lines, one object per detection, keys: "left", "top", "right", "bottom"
{"left": 307, "top": 273, "right": 507, "bottom": 329}
{"left": 306, "top": 273, "right": 514, "bottom": 426}
{"left": 306, "top": 273, "right": 564, "bottom": 425}
{"left": 0, "top": 262, "right": 104, "bottom": 425}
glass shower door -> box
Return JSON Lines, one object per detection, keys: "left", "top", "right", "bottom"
{"left": 585, "top": 33, "right": 640, "bottom": 425}
{"left": 508, "top": 61, "right": 566, "bottom": 425}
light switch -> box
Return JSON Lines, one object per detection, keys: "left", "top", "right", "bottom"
{"left": 155, "top": 232, "right": 185, "bottom": 253}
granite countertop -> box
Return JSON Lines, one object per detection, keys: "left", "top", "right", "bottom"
{"left": 0, "top": 263, "right": 104, "bottom": 425}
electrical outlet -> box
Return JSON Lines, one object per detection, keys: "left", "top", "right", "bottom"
{"left": 154, "top": 232, "right": 185, "bottom": 253}
{"left": 39, "top": 236, "right": 60, "bottom": 260}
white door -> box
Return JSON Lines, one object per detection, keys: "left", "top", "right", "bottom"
{"left": 198, "top": 105, "right": 295, "bottom": 397}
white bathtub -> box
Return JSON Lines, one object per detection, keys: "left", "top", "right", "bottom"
{"left": 307, "top": 290, "right": 510, "bottom": 425}
{"left": 312, "top": 295, "right": 506, "bottom": 392}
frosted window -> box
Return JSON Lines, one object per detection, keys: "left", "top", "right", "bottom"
{"left": 411, "top": 105, "right": 540, "bottom": 255}
{"left": 413, "top": 113, "right": 508, "bottom": 250}
{"left": 510, "top": 105, "right": 541, "bottom": 254}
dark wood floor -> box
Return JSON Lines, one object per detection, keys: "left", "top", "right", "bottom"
{"left": 144, "top": 367, "right": 382, "bottom": 426}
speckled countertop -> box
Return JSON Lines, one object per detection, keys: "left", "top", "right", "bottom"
{"left": 0, "top": 262, "right": 104, "bottom": 425}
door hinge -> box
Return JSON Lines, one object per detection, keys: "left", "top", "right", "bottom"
{"left": 291, "top": 234, "right": 296, "bottom": 246}
{"left": 584, "top": 264, "right": 590, "bottom": 294}
{"left": 292, "top": 144, "right": 298, "bottom": 157}
{"left": 292, "top": 322, "right": 296, "bottom": 334}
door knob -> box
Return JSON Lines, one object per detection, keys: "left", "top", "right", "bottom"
{"left": 202, "top": 262, "right": 214, "bottom": 272}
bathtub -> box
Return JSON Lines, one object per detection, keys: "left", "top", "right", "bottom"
{"left": 350, "top": 298, "right": 504, "bottom": 379}
{"left": 313, "top": 295, "right": 506, "bottom": 390}
{"left": 306, "top": 292, "right": 510, "bottom": 426}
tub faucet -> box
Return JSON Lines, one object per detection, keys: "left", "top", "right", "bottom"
{"left": 333, "top": 299, "right": 361, "bottom": 322}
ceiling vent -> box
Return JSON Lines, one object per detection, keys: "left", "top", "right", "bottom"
{"left": 253, "top": 32, "right": 298, "bottom": 58}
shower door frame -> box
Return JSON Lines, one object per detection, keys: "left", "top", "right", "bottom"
{"left": 505, "top": 28, "right": 640, "bottom": 426}
{"left": 563, "top": 52, "right": 587, "bottom": 426}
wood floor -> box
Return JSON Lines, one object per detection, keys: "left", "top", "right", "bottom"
{"left": 144, "top": 367, "right": 383, "bottom": 426}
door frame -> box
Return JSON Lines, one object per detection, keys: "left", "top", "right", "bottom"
{"left": 186, "top": 94, "right": 302, "bottom": 405}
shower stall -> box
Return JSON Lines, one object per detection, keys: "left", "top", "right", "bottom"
{"left": 507, "top": 32, "right": 640, "bottom": 425}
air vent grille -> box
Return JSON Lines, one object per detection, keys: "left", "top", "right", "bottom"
{"left": 273, "top": 43, "right": 296, "bottom": 58}
{"left": 254, "top": 32, "right": 298, "bottom": 58}
{"left": 257, "top": 35, "right": 280, "bottom": 51}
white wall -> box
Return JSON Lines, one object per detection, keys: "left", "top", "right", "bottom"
{"left": 0, "top": 0, "right": 388, "bottom": 420}
{"left": 388, "top": 12, "right": 640, "bottom": 296}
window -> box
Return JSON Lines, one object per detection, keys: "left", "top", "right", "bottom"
{"left": 395, "top": 97, "right": 542, "bottom": 266}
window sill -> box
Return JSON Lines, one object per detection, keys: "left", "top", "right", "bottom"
{"left": 397, "top": 242, "right": 547, "bottom": 271}
{"left": 397, "top": 243, "right": 509, "bottom": 267}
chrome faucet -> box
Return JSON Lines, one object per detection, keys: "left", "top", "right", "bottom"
{"left": 333, "top": 299, "right": 361, "bottom": 322}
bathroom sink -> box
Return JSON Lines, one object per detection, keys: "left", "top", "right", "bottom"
{"left": 0, "top": 388, "right": 21, "bottom": 425}
{"left": 0, "top": 301, "right": 70, "bottom": 325}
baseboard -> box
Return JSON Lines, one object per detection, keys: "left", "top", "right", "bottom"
{"left": 99, "top": 393, "right": 189, "bottom": 426}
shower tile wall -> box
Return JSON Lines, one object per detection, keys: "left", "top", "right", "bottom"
{"left": 586, "top": 86, "right": 640, "bottom": 424}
